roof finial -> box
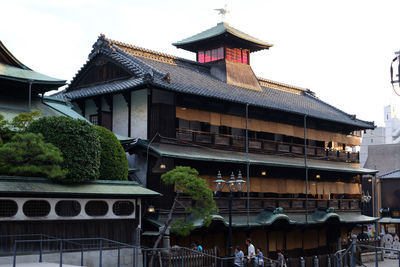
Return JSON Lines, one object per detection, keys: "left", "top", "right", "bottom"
{"left": 214, "top": 4, "right": 229, "bottom": 22}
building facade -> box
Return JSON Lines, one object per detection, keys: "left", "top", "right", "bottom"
{"left": 0, "top": 41, "right": 160, "bottom": 253}
{"left": 60, "top": 23, "right": 378, "bottom": 258}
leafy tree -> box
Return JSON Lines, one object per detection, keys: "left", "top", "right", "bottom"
{"left": 0, "top": 133, "right": 67, "bottom": 179}
{"left": 150, "top": 166, "right": 217, "bottom": 265}
{"left": 94, "top": 126, "right": 128, "bottom": 180}
{"left": 28, "top": 116, "right": 100, "bottom": 183}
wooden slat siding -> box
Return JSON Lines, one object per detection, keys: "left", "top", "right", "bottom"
{"left": 176, "top": 107, "right": 362, "bottom": 146}
{"left": 278, "top": 199, "right": 291, "bottom": 209}
{"left": 327, "top": 150, "right": 338, "bottom": 159}
{"left": 0, "top": 220, "right": 137, "bottom": 255}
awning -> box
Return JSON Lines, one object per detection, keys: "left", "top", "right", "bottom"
{"left": 133, "top": 141, "right": 378, "bottom": 175}
{"left": 378, "top": 217, "right": 400, "bottom": 223}
{"left": 0, "top": 176, "right": 160, "bottom": 197}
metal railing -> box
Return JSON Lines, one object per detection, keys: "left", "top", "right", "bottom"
{"left": 7, "top": 234, "right": 281, "bottom": 267}
{"left": 334, "top": 238, "right": 400, "bottom": 267}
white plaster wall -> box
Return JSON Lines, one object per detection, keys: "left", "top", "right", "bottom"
{"left": 84, "top": 99, "right": 97, "bottom": 121}
{"left": 0, "top": 197, "right": 136, "bottom": 221}
{"left": 112, "top": 94, "right": 129, "bottom": 136}
{"left": 131, "top": 90, "right": 147, "bottom": 139}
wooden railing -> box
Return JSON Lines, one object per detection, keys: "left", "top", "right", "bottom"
{"left": 176, "top": 197, "right": 361, "bottom": 213}
{"left": 174, "top": 128, "right": 359, "bottom": 163}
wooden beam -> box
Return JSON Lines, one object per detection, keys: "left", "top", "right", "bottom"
{"left": 93, "top": 97, "right": 102, "bottom": 126}
{"left": 123, "top": 91, "right": 131, "bottom": 137}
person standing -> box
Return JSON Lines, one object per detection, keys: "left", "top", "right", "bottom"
{"left": 234, "top": 246, "right": 244, "bottom": 267}
{"left": 246, "top": 238, "right": 256, "bottom": 267}
{"left": 277, "top": 250, "right": 286, "bottom": 267}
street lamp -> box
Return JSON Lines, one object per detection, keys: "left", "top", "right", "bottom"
{"left": 213, "top": 171, "right": 245, "bottom": 257}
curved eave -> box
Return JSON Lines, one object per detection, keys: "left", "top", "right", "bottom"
{"left": 174, "top": 32, "right": 273, "bottom": 53}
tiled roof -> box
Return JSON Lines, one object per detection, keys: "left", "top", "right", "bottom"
{"left": 63, "top": 35, "right": 374, "bottom": 129}
{"left": 172, "top": 22, "right": 273, "bottom": 52}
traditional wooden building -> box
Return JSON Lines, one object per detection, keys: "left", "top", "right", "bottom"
{"left": 0, "top": 41, "right": 160, "bottom": 253}
{"left": 60, "top": 22, "right": 378, "bottom": 258}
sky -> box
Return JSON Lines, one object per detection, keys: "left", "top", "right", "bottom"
{"left": 2, "top": 0, "right": 400, "bottom": 126}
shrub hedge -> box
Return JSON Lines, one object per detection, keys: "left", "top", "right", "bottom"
{"left": 94, "top": 126, "right": 128, "bottom": 180}
{"left": 28, "top": 117, "right": 100, "bottom": 183}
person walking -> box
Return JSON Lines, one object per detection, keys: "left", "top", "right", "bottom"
{"left": 234, "top": 246, "right": 244, "bottom": 267}
{"left": 246, "top": 238, "right": 256, "bottom": 267}
{"left": 277, "top": 250, "right": 286, "bottom": 267}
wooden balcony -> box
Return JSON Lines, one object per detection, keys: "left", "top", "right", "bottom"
{"left": 174, "top": 129, "right": 360, "bottom": 163}
{"left": 176, "top": 197, "right": 361, "bottom": 214}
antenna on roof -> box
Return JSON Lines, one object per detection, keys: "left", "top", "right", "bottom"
{"left": 214, "top": 4, "right": 229, "bottom": 22}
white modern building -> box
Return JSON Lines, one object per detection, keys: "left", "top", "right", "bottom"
{"left": 360, "top": 104, "right": 400, "bottom": 167}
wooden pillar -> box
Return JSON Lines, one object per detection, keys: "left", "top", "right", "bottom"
{"left": 123, "top": 91, "right": 131, "bottom": 137}
{"left": 104, "top": 95, "right": 113, "bottom": 131}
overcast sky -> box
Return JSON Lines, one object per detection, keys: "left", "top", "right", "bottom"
{"left": 2, "top": 0, "right": 400, "bottom": 126}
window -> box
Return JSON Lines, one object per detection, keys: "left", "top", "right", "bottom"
{"left": 226, "top": 48, "right": 249, "bottom": 64}
{"left": 90, "top": 114, "right": 98, "bottom": 125}
{"left": 197, "top": 47, "right": 224, "bottom": 63}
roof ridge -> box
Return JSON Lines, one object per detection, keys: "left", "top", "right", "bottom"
{"left": 257, "top": 76, "right": 310, "bottom": 92}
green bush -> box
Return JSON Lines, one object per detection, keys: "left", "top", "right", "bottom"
{"left": 94, "top": 126, "right": 128, "bottom": 180}
{"left": 28, "top": 117, "right": 100, "bottom": 183}
{"left": 0, "top": 133, "right": 67, "bottom": 179}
